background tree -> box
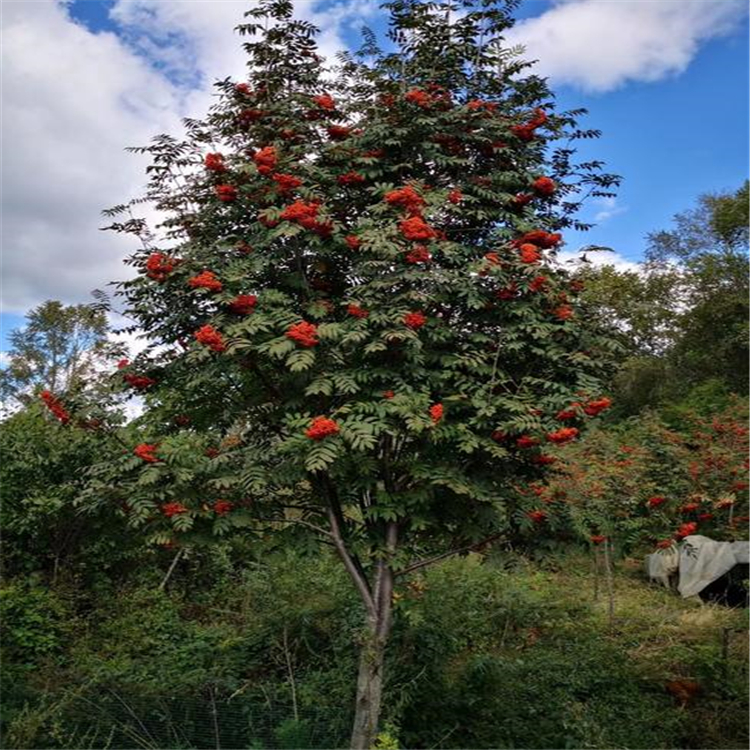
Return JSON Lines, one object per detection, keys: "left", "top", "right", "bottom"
{"left": 577, "top": 182, "right": 749, "bottom": 416}
{"left": 647, "top": 181, "right": 749, "bottom": 259}
{"left": 0, "top": 404, "right": 139, "bottom": 584}
{"left": 0, "top": 300, "right": 120, "bottom": 410}
{"left": 0, "top": 310, "right": 133, "bottom": 584}
{"left": 86, "top": 1, "right": 620, "bottom": 745}
{"left": 648, "top": 181, "right": 749, "bottom": 394}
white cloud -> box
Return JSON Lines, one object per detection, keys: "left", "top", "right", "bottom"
{"left": 592, "top": 196, "right": 627, "bottom": 223}
{"left": 109, "top": 0, "right": 251, "bottom": 95}
{"left": 506, "top": 0, "right": 747, "bottom": 93}
{"left": 557, "top": 248, "right": 641, "bottom": 274}
{"left": 108, "top": 0, "right": 380, "bottom": 106}
{"left": 1, "top": 0, "right": 184, "bottom": 313}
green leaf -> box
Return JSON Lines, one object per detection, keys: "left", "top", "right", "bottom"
{"left": 287, "top": 349, "right": 316, "bottom": 372}
{"left": 305, "top": 442, "right": 340, "bottom": 472}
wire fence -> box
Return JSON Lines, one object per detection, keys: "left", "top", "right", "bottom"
{"left": 20, "top": 688, "right": 350, "bottom": 750}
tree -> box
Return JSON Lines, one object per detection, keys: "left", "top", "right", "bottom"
{"left": 646, "top": 182, "right": 749, "bottom": 394}
{"left": 0, "top": 404, "right": 139, "bottom": 583}
{"left": 85, "top": 1, "right": 620, "bottom": 745}
{"left": 540, "top": 401, "right": 749, "bottom": 553}
{"left": 646, "top": 181, "right": 749, "bottom": 260}
{"left": 578, "top": 263, "right": 683, "bottom": 357}
{"left": 0, "top": 300, "right": 119, "bottom": 409}
{"left": 574, "top": 264, "right": 682, "bottom": 415}
{"left": 576, "top": 182, "right": 749, "bottom": 415}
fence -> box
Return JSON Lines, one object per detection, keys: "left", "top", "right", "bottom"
{"left": 3, "top": 687, "right": 350, "bottom": 750}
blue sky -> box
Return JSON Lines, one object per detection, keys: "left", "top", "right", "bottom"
{"left": 70, "top": 0, "right": 117, "bottom": 32}
{"left": 553, "top": 25, "right": 749, "bottom": 256}
{"left": 2, "top": 0, "right": 748, "bottom": 352}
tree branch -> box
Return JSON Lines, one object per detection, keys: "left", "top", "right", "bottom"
{"left": 395, "top": 532, "right": 505, "bottom": 578}
{"left": 325, "top": 476, "right": 370, "bottom": 591}
{"left": 279, "top": 517, "right": 333, "bottom": 538}
{"left": 158, "top": 548, "right": 184, "bottom": 591}
{"left": 327, "top": 505, "right": 376, "bottom": 617}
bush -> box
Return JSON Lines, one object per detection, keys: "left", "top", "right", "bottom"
{"left": 0, "top": 407, "right": 141, "bottom": 584}
{"left": 0, "top": 580, "right": 69, "bottom": 667}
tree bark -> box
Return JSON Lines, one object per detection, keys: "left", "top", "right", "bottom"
{"left": 322, "top": 470, "right": 397, "bottom": 750}
{"left": 350, "top": 619, "right": 388, "bottom": 750}
{"left": 349, "top": 523, "right": 396, "bottom": 750}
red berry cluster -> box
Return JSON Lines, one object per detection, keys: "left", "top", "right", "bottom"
{"left": 286, "top": 321, "right": 319, "bottom": 347}
{"left": 195, "top": 325, "right": 226, "bottom": 352}
{"left": 40, "top": 390, "right": 70, "bottom": 424}
{"left": 305, "top": 416, "right": 340, "bottom": 440}
{"left": 134, "top": 443, "right": 160, "bottom": 463}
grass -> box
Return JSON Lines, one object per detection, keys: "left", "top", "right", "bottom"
{"left": 487, "top": 549, "right": 748, "bottom": 681}
{"left": 394, "top": 549, "right": 748, "bottom": 748}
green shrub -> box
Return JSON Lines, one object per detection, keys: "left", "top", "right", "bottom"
{"left": 0, "top": 581, "right": 69, "bottom": 666}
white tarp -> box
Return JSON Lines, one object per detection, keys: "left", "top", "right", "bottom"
{"left": 645, "top": 535, "right": 749, "bottom": 598}
{"left": 678, "top": 535, "right": 750, "bottom": 598}
{"left": 732, "top": 541, "right": 749, "bottom": 564}
{"left": 645, "top": 547, "right": 679, "bottom": 588}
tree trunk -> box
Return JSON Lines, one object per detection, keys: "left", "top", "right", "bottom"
{"left": 325, "top": 494, "right": 396, "bottom": 750}
{"left": 350, "top": 622, "right": 387, "bottom": 750}
{"left": 349, "top": 525, "right": 395, "bottom": 750}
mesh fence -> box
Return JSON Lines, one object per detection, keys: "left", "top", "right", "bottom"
{"left": 43, "top": 689, "right": 350, "bottom": 750}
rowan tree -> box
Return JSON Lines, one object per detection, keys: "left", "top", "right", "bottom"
{"left": 542, "top": 405, "right": 750, "bottom": 551}
{"left": 84, "top": 1, "right": 622, "bottom": 744}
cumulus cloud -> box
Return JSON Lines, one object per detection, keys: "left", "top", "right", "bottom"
{"left": 109, "top": 0, "right": 252, "bottom": 94}
{"left": 1, "top": 0, "right": 184, "bottom": 313}
{"left": 1, "top": 0, "right": 373, "bottom": 315}
{"left": 108, "top": 0, "right": 378, "bottom": 86}
{"left": 506, "top": 0, "right": 748, "bottom": 93}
